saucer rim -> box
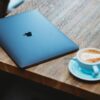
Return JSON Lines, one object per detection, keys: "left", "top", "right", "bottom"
{"left": 68, "top": 57, "right": 100, "bottom": 81}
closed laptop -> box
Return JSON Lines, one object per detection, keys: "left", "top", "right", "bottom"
{"left": 0, "top": 10, "right": 79, "bottom": 69}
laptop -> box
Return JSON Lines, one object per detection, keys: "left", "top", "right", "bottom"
{"left": 0, "top": 10, "right": 79, "bottom": 69}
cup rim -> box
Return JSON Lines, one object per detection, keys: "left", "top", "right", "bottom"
{"left": 77, "top": 48, "right": 100, "bottom": 65}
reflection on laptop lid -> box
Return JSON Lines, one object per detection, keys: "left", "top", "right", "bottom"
{"left": 0, "top": 10, "right": 79, "bottom": 69}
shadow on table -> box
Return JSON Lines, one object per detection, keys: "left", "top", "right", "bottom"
{"left": 0, "top": 70, "right": 83, "bottom": 100}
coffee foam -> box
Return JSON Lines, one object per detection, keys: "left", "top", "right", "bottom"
{"left": 79, "top": 49, "right": 100, "bottom": 63}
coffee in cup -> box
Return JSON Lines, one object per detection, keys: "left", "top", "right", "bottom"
{"left": 73, "top": 48, "right": 100, "bottom": 76}
{"left": 79, "top": 49, "right": 100, "bottom": 64}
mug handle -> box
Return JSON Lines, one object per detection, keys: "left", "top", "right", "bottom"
{"left": 92, "top": 65, "right": 99, "bottom": 76}
{"left": 72, "top": 57, "right": 81, "bottom": 67}
{"left": 72, "top": 57, "right": 77, "bottom": 61}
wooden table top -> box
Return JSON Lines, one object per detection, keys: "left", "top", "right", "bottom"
{"left": 0, "top": 0, "right": 100, "bottom": 99}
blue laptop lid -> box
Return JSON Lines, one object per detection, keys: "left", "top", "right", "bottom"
{"left": 0, "top": 10, "right": 79, "bottom": 69}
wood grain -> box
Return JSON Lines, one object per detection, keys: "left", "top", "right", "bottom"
{"left": 0, "top": 0, "right": 100, "bottom": 99}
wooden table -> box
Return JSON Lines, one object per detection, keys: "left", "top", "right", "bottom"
{"left": 0, "top": 0, "right": 100, "bottom": 99}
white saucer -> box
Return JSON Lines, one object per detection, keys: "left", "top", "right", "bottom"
{"left": 68, "top": 57, "right": 100, "bottom": 81}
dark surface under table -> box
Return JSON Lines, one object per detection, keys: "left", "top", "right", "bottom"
{"left": 0, "top": 70, "right": 82, "bottom": 100}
